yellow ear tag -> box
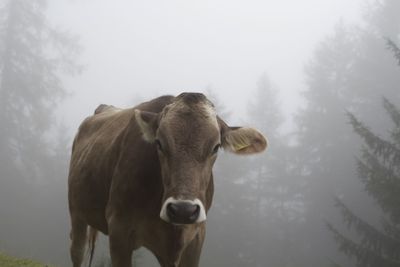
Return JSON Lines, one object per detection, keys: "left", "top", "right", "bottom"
{"left": 233, "top": 143, "right": 250, "bottom": 152}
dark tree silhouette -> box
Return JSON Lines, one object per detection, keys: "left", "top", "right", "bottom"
{"left": 293, "top": 1, "right": 400, "bottom": 265}
{"left": 386, "top": 38, "right": 400, "bottom": 65}
{"left": 328, "top": 98, "right": 400, "bottom": 267}
{"left": 327, "top": 38, "right": 400, "bottom": 267}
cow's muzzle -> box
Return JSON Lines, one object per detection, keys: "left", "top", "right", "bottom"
{"left": 160, "top": 197, "right": 206, "bottom": 225}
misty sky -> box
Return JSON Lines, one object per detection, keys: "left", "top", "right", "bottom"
{"left": 50, "top": 0, "right": 362, "bottom": 133}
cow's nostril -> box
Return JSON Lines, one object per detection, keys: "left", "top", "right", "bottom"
{"left": 189, "top": 205, "right": 200, "bottom": 221}
{"left": 167, "top": 203, "right": 180, "bottom": 217}
{"left": 166, "top": 202, "right": 200, "bottom": 224}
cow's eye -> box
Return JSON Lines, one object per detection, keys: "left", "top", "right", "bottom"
{"left": 212, "top": 144, "right": 221, "bottom": 155}
{"left": 155, "top": 139, "right": 163, "bottom": 152}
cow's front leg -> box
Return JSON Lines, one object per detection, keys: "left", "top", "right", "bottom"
{"left": 177, "top": 225, "right": 205, "bottom": 267}
{"left": 108, "top": 216, "right": 135, "bottom": 267}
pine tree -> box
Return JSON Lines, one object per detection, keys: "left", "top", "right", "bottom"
{"left": 0, "top": 0, "right": 80, "bottom": 264}
{"left": 292, "top": 22, "right": 362, "bottom": 266}
{"left": 327, "top": 98, "right": 400, "bottom": 267}
{"left": 387, "top": 38, "right": 400, "bottom": 66}
{"left": 327, "top": 37, "right": 400, "bottom": 267}
{"left": 0, "top": 0, "right": 80, "bottom": 180}
{"left": 244, "top": 73, "right": 306, "bottom": 266}
{"left": 293, "top": 1, "right": 400, "bottom": 265}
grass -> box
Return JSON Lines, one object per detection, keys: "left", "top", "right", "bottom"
{"left": 0, "top": 252, "right": 56, "bottom": 267}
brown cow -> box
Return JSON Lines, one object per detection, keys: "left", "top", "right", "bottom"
{"left": 68, "top": 93, "right": 267, "bottom": 267}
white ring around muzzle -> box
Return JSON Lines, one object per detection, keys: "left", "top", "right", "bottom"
{"left": 160, "top": 197, "right": 207, "bottom": 224}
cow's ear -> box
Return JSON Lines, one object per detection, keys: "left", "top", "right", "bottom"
{"left": 134, "top": 109, "right": 158, "bottom": 143}
{"left": 218, "top": 117, "right": 267, "bottom": 155}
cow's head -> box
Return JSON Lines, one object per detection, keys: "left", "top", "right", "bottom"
{"left": 135, "top": 93, "right": 267, "bottom": 225}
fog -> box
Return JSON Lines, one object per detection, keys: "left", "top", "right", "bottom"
{"left": 51, "top": 0, "right": 361, "bottom": 130}
{"left": 1, "top": 0, "right": 400, "bottom": 266}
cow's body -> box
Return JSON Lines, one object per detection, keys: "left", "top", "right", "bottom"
{"left": 68, "top": 93, "right": 267, "bottom": 267}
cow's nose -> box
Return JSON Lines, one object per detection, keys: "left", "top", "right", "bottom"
{"left": 166, "top": 202, "right": 200, "bottom": 224}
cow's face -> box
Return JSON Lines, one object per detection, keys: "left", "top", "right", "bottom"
{"left": 135, "top": 93, "right": 267, "bottom": 225}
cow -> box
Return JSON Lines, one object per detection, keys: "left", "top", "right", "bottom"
{"left": 68, "top": 93, "right": 267, "bottom": 267}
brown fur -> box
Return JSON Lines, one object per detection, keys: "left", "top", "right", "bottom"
{"left": 68, "top": 93, "right": 267, "bottom": 267}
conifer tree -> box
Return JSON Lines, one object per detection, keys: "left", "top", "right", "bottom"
{"left": 326, "top": 35, "right": 400, "bottom": 267}
{"left": 293, "top": 1, "right": 400, "bottom": 265}
{"left": 387, "top": 38, "right": 400, "bottom": 65}
{"left": 328, "top": 39, "right": 400, "bottom": 265}
{"left": 0, "top": 0, "right": 80, "bottom": 263}
{"left": 0, "top": 0, "right": 80, "bottom": 181}
{"left": 328, "top": 98, "right": 400, "bottom": 266}
{"left": 244, "top": 73, "right": 306, "bottom": 267}
{"left": 327, "top": 38, "right": 400, "bottom": 267}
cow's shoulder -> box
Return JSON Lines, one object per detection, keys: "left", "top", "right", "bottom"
{"left": 73, "top": 107, "right": 128, "bottom": 151}
{"left": 73, "top": 95, "right": 175, "bottom": 149}
{"left": 83, "top": 105, "right": 124, "bottom": 128}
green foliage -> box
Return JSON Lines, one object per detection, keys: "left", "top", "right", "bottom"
{"left": 0, "top": 252, "right": 56, "bottom": 267}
